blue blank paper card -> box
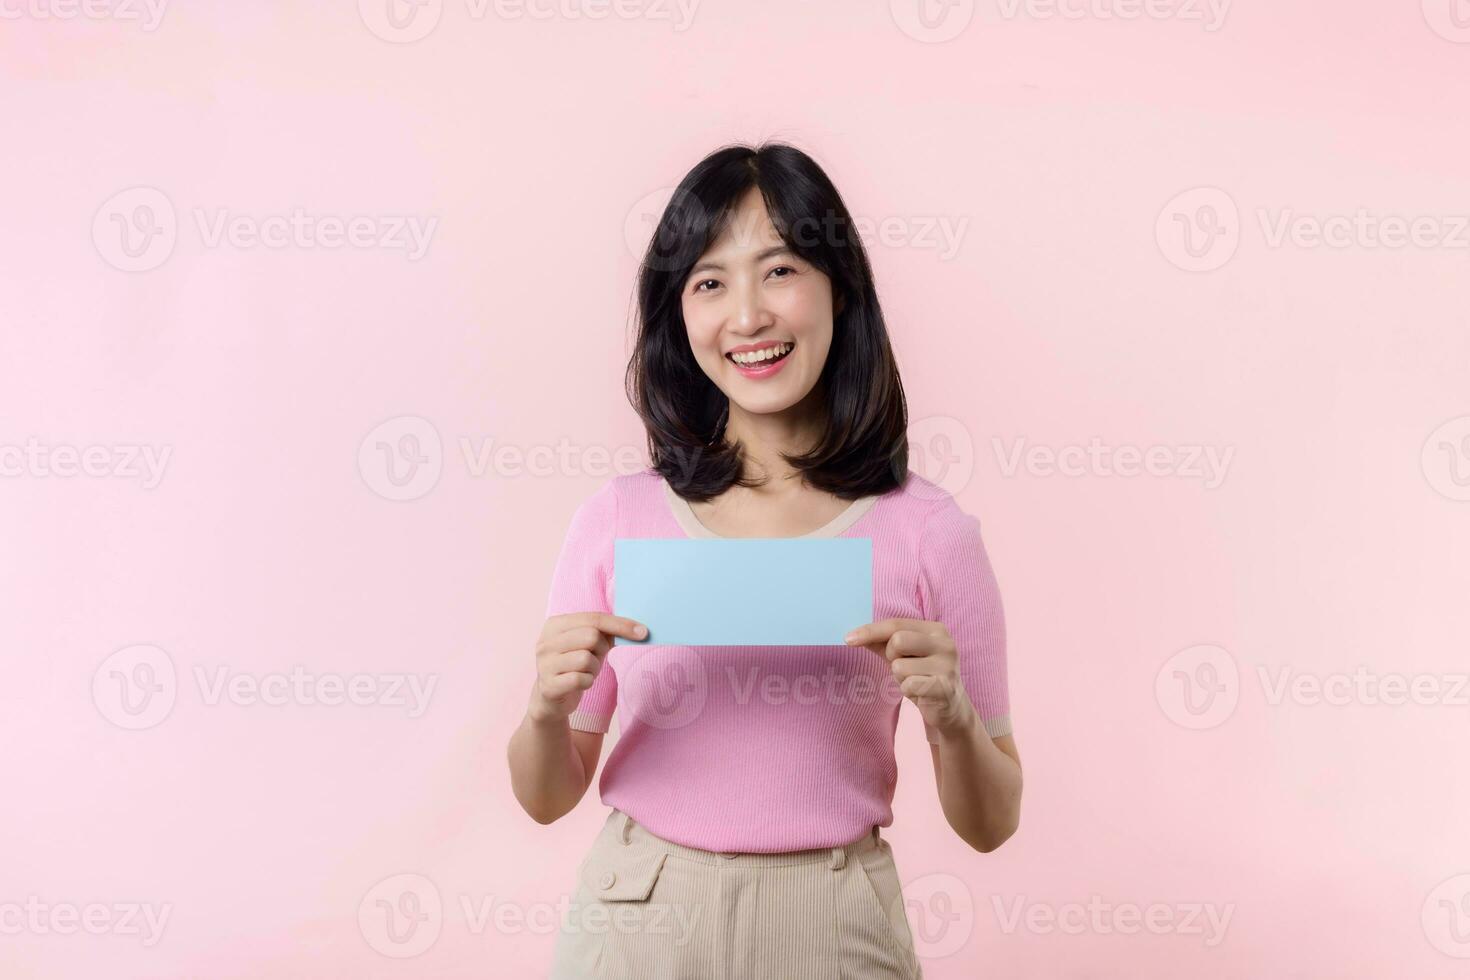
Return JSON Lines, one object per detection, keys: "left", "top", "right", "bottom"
{"left": 613, "top": 537, "right": 873, "bottom": 646}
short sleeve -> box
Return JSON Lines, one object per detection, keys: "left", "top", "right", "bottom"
{"left": 543, "top": 479, "right": 619, "bottom": 734}
{"left": 917, "top": 496, "right": 1011, "bottom": 743}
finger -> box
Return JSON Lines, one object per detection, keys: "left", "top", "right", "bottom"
{"left": 890, "top": 653, "right": 948, "bottom": 679}
{"left": 591, "top": 613, "right": 649, "bottom": 641}
{"left": 549, "top": 612, "right": 649, "bottom": 641}
{"left": 856, "top": 629, "right": 940, "bottom": 663}
{"left": 843, "top": 620, "right": 898, "bottom": 659}
{"left": 545, "top": 648, "right": 601, "bottom": 677}
{"left": 844, "top": 617, "right": 944, "bottom": 649}
{"left": 552, "top": 617, "right": 646, "bottom": 646}
{"left": 889, "top": 629, "right": 945, "bottom": 660}
{"left": 541, "top": 670, "right": 595, "bottom": 701}
{"left": 899, "top": 673, "right": 952, "bottom": 702}
{"left": 544, "top": 626, "right": 613, "bottom": 660}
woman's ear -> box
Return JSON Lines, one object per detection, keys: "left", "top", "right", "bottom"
{"left": 834, "top": 291, "right": 846, "bottom": 317}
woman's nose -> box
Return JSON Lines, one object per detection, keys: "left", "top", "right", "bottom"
{"left": 732, "top": 282, "right": 769, "bottom": 332}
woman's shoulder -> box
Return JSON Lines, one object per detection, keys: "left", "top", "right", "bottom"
{"left": 566, "top": 467, "right": 666, "bottom": 521}
{"left": 881, "top": 469, "right": 970, "bottom": 520}
{"left": 866, "top": 471, "right": 995, "bottom": 557}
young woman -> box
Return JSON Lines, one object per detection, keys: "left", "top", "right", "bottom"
{"left": 507, "top": 142, "right": 1022, "bottom": 979}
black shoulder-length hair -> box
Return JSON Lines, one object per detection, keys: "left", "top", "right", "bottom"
{"left": 626, "top": 141, "right": 909, "bottom": 504}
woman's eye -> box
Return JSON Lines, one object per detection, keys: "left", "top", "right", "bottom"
{"left": 768, "top": 266, "right": 795, "bottom": 280}
{"left": 693, "top": 279, "right": 720, "bottom": 293}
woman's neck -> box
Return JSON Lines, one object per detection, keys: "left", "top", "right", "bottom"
{"left": 721, "top": 391, "right": 825, "bottom": 489}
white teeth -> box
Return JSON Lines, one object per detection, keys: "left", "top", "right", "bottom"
{"left": 731, "top": 342, "right": 792, "bottom": 365}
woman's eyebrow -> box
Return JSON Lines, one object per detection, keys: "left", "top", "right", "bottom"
{"left": 688, "top": 246, "right": 793, "bottom": 278}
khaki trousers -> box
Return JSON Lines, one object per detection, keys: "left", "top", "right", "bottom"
{"left": 549, "top": 807, "right": 923, "bottom": 980}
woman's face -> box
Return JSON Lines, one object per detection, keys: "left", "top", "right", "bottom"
{"left": 680, "top": 187, "right": 838, "bottom": 417}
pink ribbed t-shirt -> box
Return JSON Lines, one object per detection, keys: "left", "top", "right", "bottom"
{"left": 542, "top": 467, "right": 1010, "bottom": 853}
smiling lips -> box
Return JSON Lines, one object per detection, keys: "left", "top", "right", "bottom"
{"left": 725, "top": 341, "right": 795, "bottom": 378}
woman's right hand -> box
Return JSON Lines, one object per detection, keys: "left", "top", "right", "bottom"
{"left": 528, "top": 612, "right": 647, "bottom": 723}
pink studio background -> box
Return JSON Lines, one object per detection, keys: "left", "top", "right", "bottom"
{"left": 3, "top": 2, "right": 1469, "bottom": 977}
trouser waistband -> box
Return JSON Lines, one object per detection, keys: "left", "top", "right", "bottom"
{"left": 609, "top": 808, "right": 882, "bottom": 871}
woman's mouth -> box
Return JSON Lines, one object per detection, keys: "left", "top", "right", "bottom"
{"left": 725, "top": 341, "right": 795, "bottom": 379}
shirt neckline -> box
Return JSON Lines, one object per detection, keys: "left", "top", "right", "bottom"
{"left": 662, "top": 478, "right": 880, "bottom": 539}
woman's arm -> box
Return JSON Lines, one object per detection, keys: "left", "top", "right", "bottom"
{"left": 506, "top": 611, "right": 642, "bottom": 823}
{"left": 845, "top": 617, "right": 1022, "bottom": 853}
{"left": 929, "top": 722, "right": 1022, "bottom": 852}
{"left": 507, "top": 705, "right": 605, "bottom": 824}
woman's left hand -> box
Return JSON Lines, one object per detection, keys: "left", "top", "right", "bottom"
{"left": 844, "top": 617, "right": 975, "bottom": 736}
